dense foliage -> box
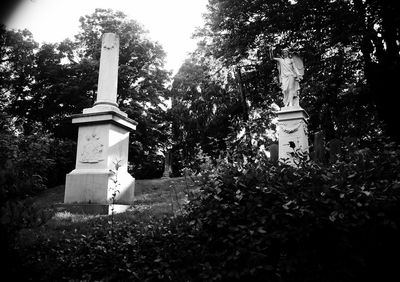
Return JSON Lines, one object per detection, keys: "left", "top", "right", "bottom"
{"left": 167, "top": 0, "right": 400, "bottom": 172}
{"left": 2, "top": 1, "right": 400, "bottom": 281}
{"left": 0, "top": 126, "right": 71, "bottom": 277}
{"left": 11, "top": 136, "right": 400, "bottom": 281}
{"left": 181, "top": 138, "right": 400, "bottom": 281}
{"left": 1, "top": 8, "right": 170, "bottom": 179}
{"left": 168, "top": 49, "right": 278, "bottom": 175}
{"left": 1, "top": 9, "right": 170, "bottom": 274}
{"left": 169, "top": 58, "right": 240, "bottom": 174}
{"left": 195, "top": 0, "right": 399, "bottom": 141}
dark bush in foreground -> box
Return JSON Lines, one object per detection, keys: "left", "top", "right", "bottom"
{"left": 0, "top": 129, "right": 75, "bottom": 279}
{"left": 182, "top": 139, "right": 400, "bottom": 281}
{"left": 13, "top": 138, "right": 400, "bottom": 281}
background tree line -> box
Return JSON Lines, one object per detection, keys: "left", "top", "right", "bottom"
{"left": 169, "top": 0, "right": 400, "bottom": 174}
{"left": 2, "top": 0, "right": 400, "bottom": 187}
{"left": 1, "top": 9, "right": 170, "bottom": 186}
{"left": 2, "top": 2, "right": 400, "bottom": 280}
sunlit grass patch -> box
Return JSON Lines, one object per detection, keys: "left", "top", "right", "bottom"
{"left": 19, "top": 176, "right": 197, "bottom": 237}
{"left": 50, "top": 210, "right": 103, "bottom": 223}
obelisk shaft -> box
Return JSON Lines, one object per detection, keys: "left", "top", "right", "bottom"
{"left": 95, "top": 33, "right": 119, "bottom": 107}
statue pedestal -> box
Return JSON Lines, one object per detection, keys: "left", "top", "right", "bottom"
{"left": 277, "top": 106, "right": 309, "bottom": 163}
{"left": 64, "top": 109, "right": 137, "bottom": 211}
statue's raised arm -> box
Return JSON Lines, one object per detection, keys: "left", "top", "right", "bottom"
{"left": 270, "top": 48, "right": 304, "bottom": 107}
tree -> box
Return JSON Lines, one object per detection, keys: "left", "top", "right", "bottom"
{"left": 0, "top": 25, "right": 94, "bottom": 135}
{"left": 351, "top": 0, "right": 400, "bottom": 141}
{"left": 1, "top": 9, "right": 172, "bottom": 179}
{"left": 75, "top": 9, "right": 171, "bottom": 178}
{"left": 169, "top": 57, "right": 235, "bottom": 174}
{"left": 0, "top": 25, "right": 37, "bottom": 132}
{"left": 196, "top": 0, "right": 397, "bottom": 142}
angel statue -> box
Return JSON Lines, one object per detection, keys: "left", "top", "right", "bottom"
{"left": 269, "top": 47, "right": 304, "bottom": 107}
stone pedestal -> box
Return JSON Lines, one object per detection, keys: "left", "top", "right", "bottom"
{"left": 277, "top": 106, "right": 309, "bottom": 162}
{"left": 64, "top": 109, "right": 137, "bottom": 208}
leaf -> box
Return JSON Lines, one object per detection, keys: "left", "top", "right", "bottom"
{"left": 329, "top": 211, "right": 338, "bottom": 222}
{"left": 347, "top": 173, "right": 357, "bottom": 179}
{"left": 282, "top": 200, "right": 293, "bottom": 210}
{"left": 257, "top": 227, "right": 267, "bottom": 234}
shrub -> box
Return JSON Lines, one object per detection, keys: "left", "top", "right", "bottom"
{"left": 47, "top": 138, "right": 76, "bottom": 186}
{"left": 0, "top": 130, "right": 67, "bottom": 278}
{"left": 0, "top": 131, "right": 55, "bottom": 202}
{"left": 182, "top": 137, "right": 400, "bottom": 281}
{"left": 11, "top": 136, "right": 400, "bottom": 281}
{"left": 130, "top": 153, "right": 164, "bottom": 179}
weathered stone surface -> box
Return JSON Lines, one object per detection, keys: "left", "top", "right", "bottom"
{"left": 277, "top": 106, "right": 309, "bottom": 163}
{"left": 95, "top": 33, "right": 119, "bottom": 107}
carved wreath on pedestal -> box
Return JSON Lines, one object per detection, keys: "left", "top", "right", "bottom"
{"left": 280, "top": 120, "right": 307, "bottom": 135}
{"left": 80, "top": 133, "right": 104, "bottom": 163}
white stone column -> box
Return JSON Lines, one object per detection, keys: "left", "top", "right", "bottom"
{"left": 277, "top": 106, "right": 309, "bottom": 163}
{"left": 95, "top": 33, "right": 119, "bottom": 107}
{"left": 83, "top": 33, "right": 125, "bottom": 116}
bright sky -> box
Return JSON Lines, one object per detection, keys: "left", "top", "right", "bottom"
{"left": 6, "top": 0, "right": 208, "bottom": 74}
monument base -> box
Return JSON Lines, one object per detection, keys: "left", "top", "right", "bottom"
{"left": 83, "top": 104, "right": 127, "bottom": 117}
{"left": 55, "top": 203, "right": 131, "bottom": 215}
{"left": 277, "top": 106, "right": 309, "bottom": 163}
{"left": 64, "top": 109, "right": 137, "bottom": 209}
{"left": 65, "top": 170, "right": 135, "bottom": 205}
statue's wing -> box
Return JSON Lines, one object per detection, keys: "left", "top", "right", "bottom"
{"left": 292, "top": 55, "right": 304, "bottom": 76}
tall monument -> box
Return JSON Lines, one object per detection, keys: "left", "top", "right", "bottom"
{"left": 270, "top": 47, "right": 309, "bottom": 162}
{"left": 64, "top": 33, "right": 137, "bottom": 213}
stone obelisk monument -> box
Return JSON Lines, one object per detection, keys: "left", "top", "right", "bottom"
{"left": 64, "top": 33, "right": 137, "bottom": 214}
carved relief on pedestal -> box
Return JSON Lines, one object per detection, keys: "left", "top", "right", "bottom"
{"left": 279, "top": 119, "right": 308, "bottom": 157}
{"left": 80, "top": 133, "right": 104, "bottom": 163}
{"left": 279, "top": 120, "right": 306, "bottom": 135}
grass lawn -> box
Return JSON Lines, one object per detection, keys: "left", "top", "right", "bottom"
{"left": 26, "top": 175, "right": 198, "bottom": 229}
{"left": 4, "top": 176, "right": 200, "bottom": 280}
{"left": 15, "top": 176, "right": 199, "bottom": 255}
